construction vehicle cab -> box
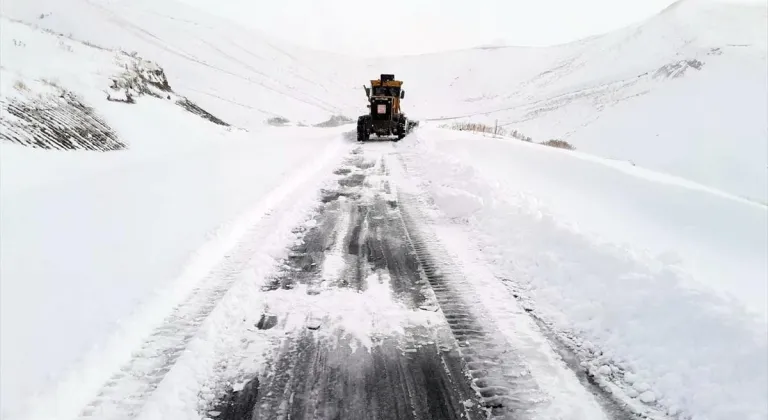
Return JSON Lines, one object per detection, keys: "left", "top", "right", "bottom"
{"left": 357, "top": 74, "right": 412, "bottom": 141}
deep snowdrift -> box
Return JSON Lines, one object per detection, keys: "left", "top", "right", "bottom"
{"left": 368, "top": 0, "right": 768, "bottom": 203}
{"left": 395, "top": 125, "right": 767, "bottom": 420}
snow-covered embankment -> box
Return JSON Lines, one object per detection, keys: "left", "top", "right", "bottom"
{"left": 396, "top": 125, "right": 767, "bottom": 420}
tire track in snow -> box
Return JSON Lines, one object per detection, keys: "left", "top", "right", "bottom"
{"left": 75, "top": 136, "right": 350, "bottom": 420}
{"left": 210, "top": 143, "right": 641, "bottom": 420}
{"left": 79, "top": 230, "right": 268, "bottom": 418}
{"left": 210, "top": 146, "right": 487, "bottom": 420}
{"left": 518, "top": 301, "right": 672, "bottom": 420}
{"left": 84, "top": 140, "right": 639, "bottom": 420}
{"left": 390, "top": 149, "right": 646, "bottom": 420}
{"left": 396, "top": 194, "right": 550, "bottom": 420}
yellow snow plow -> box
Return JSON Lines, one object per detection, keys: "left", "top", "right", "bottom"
{"left": 357, "top": 74, "right": 416, "bottom": 141}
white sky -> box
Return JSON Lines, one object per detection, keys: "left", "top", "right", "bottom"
{"left": 180, "top": 0, "right": 683, "bottom": 56}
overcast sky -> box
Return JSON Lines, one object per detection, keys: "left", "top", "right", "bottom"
{"left": 181, "top": 0, "right": 682, "bottom": 56}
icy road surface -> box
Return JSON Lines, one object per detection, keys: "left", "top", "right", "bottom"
{"left": 74, "top": 141, "right": 643, "bottom": 420}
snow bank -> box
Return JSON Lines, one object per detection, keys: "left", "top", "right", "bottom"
{"left": 0, "top": 124, "right": 352, "bottom": 419}
{"left": 0, "top": 11, "right": 356, "bottom": 419}
{"left": 396, "top": 126, "right": 767, "bottom": 420}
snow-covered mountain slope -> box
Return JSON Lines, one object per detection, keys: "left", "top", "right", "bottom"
{"left": 1, "top": 0, "right": 363, "bottom": 127}
{"left": 395, "top": 125, "right": 767, "bottom": 420}
{"left": 371, "top": 0, "right": 768, "bottom": 204}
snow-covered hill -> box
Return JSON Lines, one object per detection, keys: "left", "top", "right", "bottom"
{"left": 370, "top": 0, "right": 768, "bottom": 204}
{"left": 1, "top": 0, "right": 363, "bottom": 127}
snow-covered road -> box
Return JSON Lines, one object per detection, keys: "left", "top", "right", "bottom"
{"left": 68, "top": 140, "right": 655, "bottom": 420}
{"left": 4, "top": 123, "right": 764, "bottom": 420}
{"left": 219, "top": 146, "right": 487, "bottom": 420}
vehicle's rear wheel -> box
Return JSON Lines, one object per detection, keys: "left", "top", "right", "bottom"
{"left": 396, "top": 116, "right": 407, "bottom": 140}
{"left": 357, "top": 116, "right": 369, "bottom": 141}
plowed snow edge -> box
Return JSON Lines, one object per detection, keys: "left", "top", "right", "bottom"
{"left": 20, "top": 133, "right": 353, "bottom": 420}
{"left": 386, "top": 149, "right": 648, "bottom": 420}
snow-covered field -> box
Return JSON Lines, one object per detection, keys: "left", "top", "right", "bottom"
{"left": 1, "top": 0, "right": 766, "bottom": 419}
